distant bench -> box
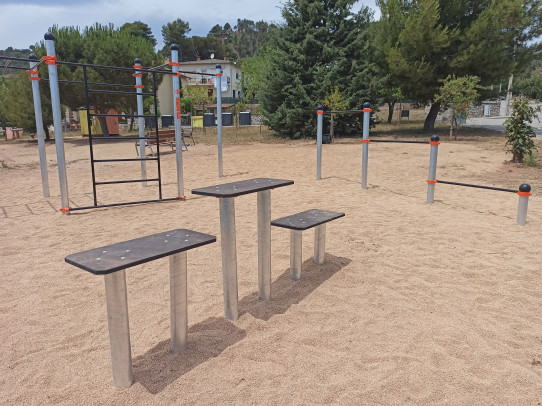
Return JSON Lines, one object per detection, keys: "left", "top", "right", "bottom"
{"left": 135, "top": 126, "right": 195, "bottom": 156}
{"left": 65, "top": 229, "right": 216, "bottom": 388}
{"left": 271, "top": 209, "right": 345, "bottom": 280}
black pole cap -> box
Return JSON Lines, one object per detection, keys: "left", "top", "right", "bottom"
{"left": 363, "top": 101, "right": 371, "bottom": 109}
{"left": 44, "top": 32, "right": 55, "bottom": 41}
{"left": 216, "top": 64, "right": 222, "bottom": 69}
{"left": 431, "top": 134, "right": 440, "bottom": 142}
{"left": 134, "top": 58, "right": 141, "bottom": 64}
{"left": 28, "top": 54, "right": 37, "bottom": 60}
{"left": 519, "top": 184, "right": 531, "bottom": 193}
{"left": 171, "top": 44, "right": 179, "bottom": 50}
{"left": 317, "top": 105, "right": 324, "bottom": 111}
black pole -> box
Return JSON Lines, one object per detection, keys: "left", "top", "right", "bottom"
{"left": 83, "top": 66, "right": 98, "bottom": 206}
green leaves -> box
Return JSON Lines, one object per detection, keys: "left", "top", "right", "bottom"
{"left": 504, "top": 99, "right": 540, "bottom": 163}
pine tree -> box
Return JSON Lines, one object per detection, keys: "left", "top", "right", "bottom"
{"left": 259, "top": 0, "right": 375, "bottom": 139}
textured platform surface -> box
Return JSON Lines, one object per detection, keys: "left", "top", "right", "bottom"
{"left": 271, "top": 209, "right": 345, "bottom": 230}
{"left": 192, "top": 178, "right": 294, "bottom": 198}
{"left": 65, "top": 229, "right": 216, "bottom": 275}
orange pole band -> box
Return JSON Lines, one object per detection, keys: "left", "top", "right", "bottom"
{"left": 430, "top": 141, "right": 440, "bottom": 146}
{"left": 317, "top": 111, "right": 324, "bottom": 115}
{"left": 133, "top": 64, "right": 142, "bottom": 69}
{"left": 216, "top": 73, "right": 222, "bottom": 77}
{"left": 60, "top": 207, "right": 70, "bottom": 213}
{"left": 29, "top": 77, "right": 41, "bottom": 81}
{"left": 427, "top": 180, "right": 437, "bottom": 184}
{"left": 28, "top": 70, "right": 39, "bottom": 74}
{"left": 361, "top": 139, "right": 370, "bottom": 143}
{"left": 517, "top": 191, "right": 532, "bottom": 197}
{"left": 169, "top": 62, "right": 180, "bottom": 66}
{"left": 43, "top": 56, "right": 57, "bottom": 65}
{"left": 177, "top": 196, "right": 186, "bottom": 200}
{"left": 132, "top": 73, "right": 142, "bottom": 77}
{"left": 134, "top": 85, "right": 144, "bottom": 89}
{"left": 363, "top": 108, "right": 372, "bottom": 113}
{"left": 170, "top": 72, "right": 181, "bottom": 77}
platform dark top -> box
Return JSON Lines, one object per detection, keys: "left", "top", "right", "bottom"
{"left": 271, "top": 209, "right": 345, "bottom": 231}
{"left": 65, "top": 229, "right": 216, "bottom": 275}
{"left": 192, "top": 178, "right": 294, "bottom": 198}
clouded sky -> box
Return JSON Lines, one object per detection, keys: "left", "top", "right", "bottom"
{"left": 0, "top": 0, "right": 378, "bottom": 50}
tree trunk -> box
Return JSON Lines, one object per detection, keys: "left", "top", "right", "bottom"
{"left": 449, "top": 116, "right": 454, "bottom": 140}
{"left": 423, "top": 102, "right": 440, "bottom": 132}
{"left": 330, "top": 114, "right": 335, "bottom": 142}
{"left": 129, "top": 117, "right": 134, "bottom": 131}
{"left": 44, "top": 124, "right": 50, "bottom": 140}
{"left": 387, "top": 101, "right": 395, "bottom": 124}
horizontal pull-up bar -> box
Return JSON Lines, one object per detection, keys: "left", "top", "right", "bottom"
{"left": 370, "top": 139, "right": 427, "bottom": 144}
{"left": 90, "top": 136, "right": 154, "bottom": 140}
{"left": 323, "top": 110, "right": 364, "bottom": 114}
{"left": 89, "top": 113, "right": 155, "bottom": 119}
{"left": 41, "top": 78, "right": 135, "bottom": 88}
{"left": 68, "top": 197, "right": 182, "bottom": 212}
{"left": 93, "top": 158, "right": 158, "bottom": 163}
{"left": 436, "top": 180, "right": 518, "bottom": 193}
{"left": 95, "top": 178, "right": 159, "bottom": 185}
{"left": 87, "top": 89, "right": 154, "bottom": 96}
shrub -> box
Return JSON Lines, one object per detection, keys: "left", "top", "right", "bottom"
{"left": 504, "top": 99, "right": 540, "bottom": 163}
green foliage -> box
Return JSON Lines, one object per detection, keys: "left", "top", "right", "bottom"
{"left": 504, "top": 99, "right": 540, "bottom": 163}
{"left": 184, "top": 86, "right": 213, "bottom": 113}
{"left": 161, "top": 19, "right": 191, "bottom": 54}
{"left": 259, "top": 0, "right": 376, "bottom": 139}
{"left": 180, "top": 36, "right": 228, "bottom": 61}
{"left": 120, "top": 21, "right": 157, "bottom": 47}
{"left": 514, "top": 62, "right": 542, "bottom": 101}
{"left": 240, "top": 51, "right": 271, "bottom": 101}
{"left": 179, "top": 97, "right": 195, "bottom": 115}
{"left": 434, "top": 75, "right": 481, "bottom": 139}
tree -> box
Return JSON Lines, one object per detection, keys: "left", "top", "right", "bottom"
{"left": 320, "top": 86, "right": 348, "bottom": 142}
{"left": 240, "top": 50, "right": 271, "bottom": 101}
{"left": 208, "top": 24, "right": 223, "bottom": 37}
{"left": 259, "top": 0, "right": 375, "bottom": 139}
{"left": 184, "top": 86, "right": 213, "bottom": 113}
{"left": 434, "top": 75, "right": 481, "bottom": 140}
{"left": 504, "top": 99, "right": 540, "bottom": 163}
{"left": 380, "top": 0, "right": 542, "bottom": 131}
{"left": 161, "top": 19, "right": 191, "bottom": 54}
{"left": 120, "top": 21, "right": 157, "bottom": 47}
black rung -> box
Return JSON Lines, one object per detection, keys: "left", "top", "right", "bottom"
{"left": 41, "top": 78, "right": 134, "bottom": 88}
{"left": 371, "top": 139, "right": 427, "bottom": 144}
{"left": 436, "top": 180, "right": 517, "bottom": 193}
{"left": 68, "top": 197, "right": 183, "bottom": 211}
{"left": 90, "top": 113, "right": 156, "bottom": 118}
{"left": 90, "top": 136, "right": 153, "bottom": 140}
{"left": 87, "top": 89, "right": 154, "bottom": 96}
{"left": 95, "top": 178, "right": 159, "bottom": 185}
{"left": 93, "top": 158, "right": 158, "bottom": 163}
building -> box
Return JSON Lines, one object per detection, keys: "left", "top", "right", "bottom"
{"left": 157, "top": 58, "right": 242, "bottom": 117}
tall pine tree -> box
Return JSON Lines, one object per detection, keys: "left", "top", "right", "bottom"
{"left": 259, "top": 0, "right": 375, "bottom": 139}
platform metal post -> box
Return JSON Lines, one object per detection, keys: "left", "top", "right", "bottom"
{"left": 257, "top": 190, "right": 272, "bottom": 301}
{"left": 171, "top": 45, "right": 184, "bottom": 197}
{"left": 290, "top": 230, "right": 302, "bottom": 280}
{"left": 219, "top": 197, "right": 238, "bottom": 320}
{"left": 104, "top": 271, "right": 133, "bottom": 388}
{"left": 361, "top": 102, "right": 371, "bottom": 189}
{"left": 28, "top": 54, "right": 50, "bottom": 198}
{"left": 517, "top": 184, "right": 531, "bottom": 226}
{"left": 170, "top": 251, "right": 188, "bottom": 352}
{"left": 316, "top": 106, "right": 324, "bottom": 180}
{"left": 216, "top": 65, "right": 223, "bottom": 178}
{"left": 45, "top": 33, "right": 69, "bottom": 212}
{"left": 134, "top": 58, "right": 147, "bottom": 187}
{"left": 426, "top": 135, "right": 440, "bottom": 204}
{"left": 314, "top": 223, "right": 326, "bottom": 265}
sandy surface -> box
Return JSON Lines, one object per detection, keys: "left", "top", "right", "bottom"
{"left": 1, "top": 136, "right": 541, "bottom": 405}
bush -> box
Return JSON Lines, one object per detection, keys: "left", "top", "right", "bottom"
{"left": 504, "top": 99, "right": 540, "bottom": 163}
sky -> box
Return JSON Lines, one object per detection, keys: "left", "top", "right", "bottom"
{"left": 0, "top": 0, "right": 378, "bottom": 50}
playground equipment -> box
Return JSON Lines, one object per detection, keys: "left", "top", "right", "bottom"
{"left": 0, "top": 38, "right": 223, "bottom": 212}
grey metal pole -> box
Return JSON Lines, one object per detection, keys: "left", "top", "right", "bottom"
{"left": 517, "top": 184, "right": 531, "bottom": 226}
{"left": 361, "top": 102, "right": 371, "bottom": 189}
{"left": 28, "top": 54, "right": 50, "bottom": 198}
{"left": 316, "top": 106, "right": 324, "bottom": 180}
{"left": 170, "top": 251, "right": 188, "bottom": 352}
{"left": 290, "top": 230, "right": 302, "bottom": 281}
{"left": 44, "top": 33, "right": 69, "bottom": 212}
{"left": 257, "top": 190, "right": 271, "bottom": 301}
{"left": 314, "top": 223, "right": 326, "bottom": 265}
{"left": 134, "top": 58, "right": 147, "bottom": 187}
{"left": 104, "top": 271, "right": 133, "bottom": 388}
{"left": 216, "top": 65, "right": 223, "bottom": 178}
{"left": 219, "top": 197, "right": 238, "bottom": 320}
{"left": 426, "top": 135, "right": 440, "bottom": 204}
{"left": 171, "top": 45, "right": 185, "bottom": 197}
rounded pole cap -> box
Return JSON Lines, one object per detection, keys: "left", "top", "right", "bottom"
{"left": 519, "top": 184, "right": 531, "bottom": 193}
{"left": 171, "top": 44, "right": 179, "bottom": 50}
{"left": 363, "top": 101, "right": 371, "bottom": 109}
{"left": 28, "top": 54, "right": 37, "bottom": 60}
{"left": 134, "top": 58, "right": 141, "bottom": 64}
{"left": 317, "top": 105, "right": 324, "bottom": 111}
{"left": 44, "top": 32, "right": 55, "bottom": 41}
{"left": 431, "top": 134, "right": 440, "bottom": 142}
{"left": 216, "top": 64, "right": 222, "bottom": 69}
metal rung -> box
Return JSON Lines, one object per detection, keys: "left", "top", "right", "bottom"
{"left": 91, "top": 136, "right": 153, "bottom": 140}
{"left": 68, "top": 197, "right": 183, "bottom": 211}
{"left": 90, "top": 113, "right": 156, "bottom": 118}
{"left": 93, "top": 158, "right": 158, "bottom": 163}
{"left": 87, "top": 89, "right": 154, "bottom": 96}
{"left": 95, "top": 178, "right": 159, "bottom": 185}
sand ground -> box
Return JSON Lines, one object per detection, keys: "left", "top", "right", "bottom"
{"left": 0, "top": 135, "right": 541, "bottom": 405}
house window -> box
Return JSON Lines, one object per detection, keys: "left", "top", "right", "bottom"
{"left": 208, "top": 89, "right": 213, "bottom": 97}
{"left": 236, "top": 72, "right": 239, "bottom": 79}
{"left": 233, "top": 90, "right": 236, "bottom": 98}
